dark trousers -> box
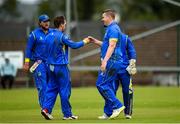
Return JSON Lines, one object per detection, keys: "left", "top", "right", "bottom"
{"left": 1, "top": 75, "right": 14, "bottom": 89}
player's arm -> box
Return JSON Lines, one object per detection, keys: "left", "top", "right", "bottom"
{"left": 23, "top": 32, "right": 36, "bottom": 71}
{"left": 101, "top": 29, "right": 118, "bottom": 72}
{"left": 127, "top": 36, "right": 136, "bottom": 60}
{"left": 126, "top": 36, "right": 137, "bottom": 75}
{"left": 127, "top": 36, "right": 136, "bottom": 67}
{"left": 62, "top": 34, "right": 89, "bottom": 49}
{"left": 101, "top": 38, "right": 117, "bottom": 72}
{"left": 88, "top": 36, "right": 102, "bottom": 47}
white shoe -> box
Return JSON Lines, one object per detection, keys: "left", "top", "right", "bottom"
{"left": 98, "top": 113, "right": 109, "bottom": 120}
{"left": 109, "top": 106, "right": 125, "bottom": 119}
{"left": 71, "top": 115, "right": 78, "bottom": 119}
{"left": 125, "top": 114, "right": 132, "bottom": 119}
{"left": 63, "top": 117, "right": 73, "bottom": 120}
{"left": 41, "top": 109, "right": 53, "bottom": 120}
{"left": 63, "top": 115, "right": 78, "bottom": 120}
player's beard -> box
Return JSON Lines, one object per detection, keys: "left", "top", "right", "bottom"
{"left": 41, "top": 22, "right": 50, "bottom": 31}
{"left": 41, "top": 26, "right": 48, "bottom": 31}
{"left": 41, "top": 25, "right": 49, "bottom": 31}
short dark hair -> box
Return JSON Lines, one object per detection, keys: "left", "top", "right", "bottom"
{"left": 5, "top": 58, "right": 9, "bottom": 63}
{"left": 53, "top": 16, "right": 66, "bottom": 28}
{"left": 103, "top": 9, "right": 116, "bottom": 19}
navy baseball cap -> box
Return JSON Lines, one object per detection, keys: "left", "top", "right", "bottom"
{"left": 38, "top": 14, "right": 50, "bottom": 22}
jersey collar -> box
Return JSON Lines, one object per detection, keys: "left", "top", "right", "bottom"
{"left": 108, "top": 21, "right": 117, "bottom": 27}
{"left": 39, "top": 27, "right": 51, "bottom": 34}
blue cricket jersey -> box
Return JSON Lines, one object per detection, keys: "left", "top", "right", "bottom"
{"left": 25, "top": 27, "right": 53, "bottom": 61}
{"left": 101, "top": 21, "right": 136, "bottom": 68}
{"left": 45, "top": 29, "right": 85, "bottom": 65}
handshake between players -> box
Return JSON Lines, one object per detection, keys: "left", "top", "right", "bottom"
{"left": 23, "top": 9, "right": 137, "bottom": 120}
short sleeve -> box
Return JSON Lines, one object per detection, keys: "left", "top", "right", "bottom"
{"left": 108, "top": 28, "right": 119, "bottom": 42}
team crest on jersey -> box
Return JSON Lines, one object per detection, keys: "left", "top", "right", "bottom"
{"left": 64, "top": 35, "right": 69, "bottom": 40}
{"left": 40, "top": 36, "right": 43, "bottom": 40}
{"left": 37, "top": 72, "right": 41, "bottom": 77}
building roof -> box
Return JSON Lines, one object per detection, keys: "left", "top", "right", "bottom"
{"left": 0, "top": 21, "right": 30, "bottom": 41}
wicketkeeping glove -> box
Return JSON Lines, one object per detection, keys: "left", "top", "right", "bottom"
{"left": 129, "top": 59, "right": 136, "bottom": 68}
{"left": 126, "top": 59, "right": 137, "bottom": 75}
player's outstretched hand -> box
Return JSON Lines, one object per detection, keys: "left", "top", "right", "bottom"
{"left": 83, "top": 37, "right": 90, "bottom": 44}
{"left": 88, "top": 36, "right": 96, "bottom": 43}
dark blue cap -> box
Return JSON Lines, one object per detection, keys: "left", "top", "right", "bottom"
{"left": 38, "top": 14, "right": 50, "bottom": 22}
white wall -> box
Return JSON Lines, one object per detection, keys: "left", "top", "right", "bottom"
{"left": 0, "top": 51, "right": 24, "bottom": 69}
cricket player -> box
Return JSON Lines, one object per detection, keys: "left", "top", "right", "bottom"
{"left": 41, "top": 16, "right": 90, "bottom": 120}
{"left": 23, "top": 14, "right": 53, "bottom": 112}
{"left": 88, "top": 9, "right": 136, "bottom": 119}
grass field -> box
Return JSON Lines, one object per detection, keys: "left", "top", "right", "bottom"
{"left": 0, "top": 86, "right": 180, "bottom": 123}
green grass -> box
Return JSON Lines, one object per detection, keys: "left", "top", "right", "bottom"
{"left": 0, "top": 86, "right": 180, "bottom": 123}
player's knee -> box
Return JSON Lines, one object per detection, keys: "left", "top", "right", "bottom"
{"left": 96, "top": 79, "right": 104, "bottom": 87}
{"left": 96, "top": 81, "right": 101, "bottom": 88}
{"left": 96, "top": 83, "right": 103, "bottom": 90}
{"left": 61, "top": 94, "right": 70, "bottom": 101}
{"left": 122, "top": 88, "right": 129, "bottom": 93}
